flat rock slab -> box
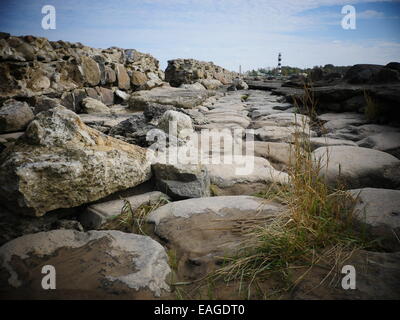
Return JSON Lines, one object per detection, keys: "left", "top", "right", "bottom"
{"left": 349, "top": 188, "right": 400, "bottom": 249}
{"left": 79, "top": 191, "right": 169, "bottom": 229}
{"left": 79, "top": 113, "right": 133, "bottom": 128}
{"left": 0, "top": 230, "right": 171, "bottom": 299}
{"left": 255, "top": 126, "right": 316, "bottom": 143}
{"left": 292, "top": 250, "right": 400, "bottom": 300}
{"left": 147, "top": 196, "right": 284, "bottom": 277}
{"left": 129, "top": 87, "right": 213, "bottom": 110}
{"left": 358, "top": 132, "right": 400, "bottom": 158}
{"left": 313, "top": 146, "right": 400, "bottom": 189}
{"left": 206, "top": 155, "right": 289, "bottom": 195}
{"left": 310, "top": 137, "right": 357, "bottom": 150}
{"left": 247, "top": 141, "right": 295, "bottom": 169}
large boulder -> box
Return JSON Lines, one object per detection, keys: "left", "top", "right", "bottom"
{"left": 0, "top": 99, "right": 34, "bottom": 133}
{"left": 0, "top": 230, "right": 171, "bottom": 299}
{"left": 0, "top": 106, "right": 152, "bottom": 216}
{"left": 313, "top": 146, "right": 400, "bottom": 189}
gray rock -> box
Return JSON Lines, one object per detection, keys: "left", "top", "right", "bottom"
{"left": 114, "top": 89, "right": 130, "bottom": 103}
{"left": 310, "top": 137, "right": 358, "bottom": 150}
{"left": 349, "top": 188, "right": 400, "bottom": 249}
{"left": 313, "top": 146, "right": 400, "bottom": 189}
{"left": 152, "top": 163, "right": 210, "bottom": 199}
{"left": 32, "top": 96, "right": 61, "bottom": 114}
{"left": 146, "top": 196, "right": 284, "bottom": 276}
{"left": 143, "top": 103, "right": 176, "bottom": 123}
{"left": 0, "top": 230, "right": 171, "bottom": 298}
{"left": 293, "top": 250, "right": 400, "bottom": 299}
{"left": 199, "top": 79, "right": 223, "bottom": 90}
{"left": 129, "top": 87, "right": 212, "bottom": 110}
{"left": 206, "top": 155, "right": 289, "bottom": 195}
{"left": 0, "top": 106, "right": 152, "bottom": 216}
{"left": 357, "top": 132, "right": 400, "bottom": 158}
{"left": 80, "top": 191, "right": 169, "bottom": 229}
{"left": 157, "top": 110, "right": 193, "bottom": 139}
{"left": 179, "top": 83, "right": 206, "bottom": 91}
{"left": 0, "top": 99, "right": 34, "bottom": 133}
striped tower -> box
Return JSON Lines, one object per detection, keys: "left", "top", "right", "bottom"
{"left": 277, "top": 52, "right": 282, "bottom": 77}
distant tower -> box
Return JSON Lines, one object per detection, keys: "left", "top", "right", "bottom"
{"left": 277, "top": 53, "right": 282, "bottom": 77}
{"left": 239, "top": 65, "right": 242, "bottom": 76}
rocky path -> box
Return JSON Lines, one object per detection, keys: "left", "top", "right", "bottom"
{"left": 0, "top": 86, "right": 399, "bottom": 299}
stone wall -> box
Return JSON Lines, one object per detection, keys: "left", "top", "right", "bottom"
{"left": 0, "top": 33, "right": 164, "bottom": 113}
{"left": 165, "top": 58, "right": 238, "bottom": 87}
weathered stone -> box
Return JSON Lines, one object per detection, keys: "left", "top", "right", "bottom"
{"left": 199, "top": 79, "right": 223, "bottom": 90}
{"left": 146, "top": 196, "right": 284, "bottom": 276}
{"left": 0, "top": 230, "right": 171, "bottom": 298}
{"left": 129, "top": 87, "right": 212, "bottom": 110}
{"left": 96, "top": 87, "right": 114, "bottom": 105}
{"left": 81, "top": 97, "right": 110, "bottom": 114}
{"left": 114, "top": 89, "right": 130, "bottom": 103}
{"left": 115, "top": 63, "right": 130, "bottom": 90}
{"left": 357, "top": 132, "right": 400, "bottom": 158}
{"left": 81, "top": 56, "right": 101, "bottom": 86}
{"left": 206, "top": 155, "right": 289, "bottom": 195}
{"left": 292, "top": 250, "right": 400, "bottom": 299}
{"left": 130, "top": 70, "right": 148, "bottom": 87}
{"left": 313, "top": 146, "right": 400, "bottom": 189}
{"left": 0, "top": 106, "right": 152, "bottom": 216}
{"left": 343, "top": 64, "right": 383, "bottom": 84}
{"left": 247, "top": 141, "right": 296, "bottom": 169}
{"left": 179, "top": 83, "right": 206, "bottom": 91}
{"left": 31, "top": 96, "right": 61, "bottom": 114}
{"left": 79, "top": 191, "right": 169, "bottom": 229}
{"left": 152, "top": 163, "right": 210, "bottom": 199}
{"left": 349, "top": 188, "right": 400, "bottom": 249}
{"left": 143, "top": 103, "right": 176, "bottom": 123}
{"left": 309, "top": 137, "right": 358, "bottom": 150}
{"left": 157, "top": 110, "right": 193, "bottom": 139}
{"left": 104, "top": 66, "right": 116, "bottom": 84}
{"left": 165, "top": 58, "right": 238, "bottom": 87}
{"left": 0, "top": 99, "right": 34, "bottom": 133}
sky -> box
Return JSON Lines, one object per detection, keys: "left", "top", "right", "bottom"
{"left": 0, "top": 0, "right": 399, "bottom": 72}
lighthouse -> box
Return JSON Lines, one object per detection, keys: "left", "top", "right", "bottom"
{"left": 277, "top": 52, "right": 282, "bottom": 77}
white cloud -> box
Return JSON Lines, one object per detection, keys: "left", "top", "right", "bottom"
{"left": 358, "top": 10, "right": 385, "bottom": 19}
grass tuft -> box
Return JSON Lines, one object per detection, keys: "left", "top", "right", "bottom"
{"left": 101, "top": 197, "right": 169, "bottom": 235}
{"left": 213, "top": 83, "right": 373, "bottom": 297}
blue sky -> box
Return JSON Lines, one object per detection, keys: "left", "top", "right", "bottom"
{"left": 1, "top": 0, "right": 399, "bottom": 71}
